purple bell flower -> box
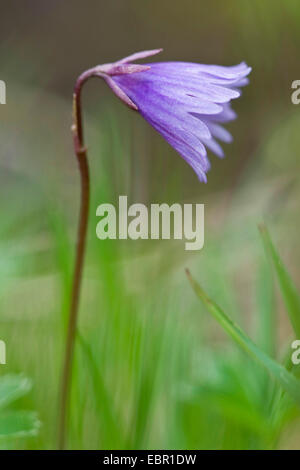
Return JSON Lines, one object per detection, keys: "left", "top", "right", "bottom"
{"left": 93, "top": 49, "right": 251, "bottom": 182}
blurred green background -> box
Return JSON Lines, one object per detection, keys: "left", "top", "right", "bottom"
{"left": 0, "top": 0, "right": 300, "bottom": 450}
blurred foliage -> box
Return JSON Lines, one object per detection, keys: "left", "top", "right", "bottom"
{"left": 0, "top": 0, "right": 300, "bottom": 450}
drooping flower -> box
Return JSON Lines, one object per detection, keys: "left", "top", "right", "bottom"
{"left": 93, "top": 49, "right": 251, "bottom": 182}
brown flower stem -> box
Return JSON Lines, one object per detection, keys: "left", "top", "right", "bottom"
{"left": 58, "top": 70, "right": 96, "bottom": 450}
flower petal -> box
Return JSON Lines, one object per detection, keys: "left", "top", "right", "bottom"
{"left": 202, "top": 137, "right": 225, "bottom": 158}
{"left": 148, "top": 118, "right": 209, "bottom": 181}
{"left": 207, "top": 123, "right": 233, "bottom": 143}
{"left": 114, "top": 74, "right": 224, "bottom": 114}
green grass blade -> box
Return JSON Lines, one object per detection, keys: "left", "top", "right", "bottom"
{"left": 186, "top": 269, "right": 300, "bottom": 407}
{"left": 259, "top": 224, "right": 300, "bottom": 338}
{"left": 130, "top": 325, "right": 164, "bottom": 449}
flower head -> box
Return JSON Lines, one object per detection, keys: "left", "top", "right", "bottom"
{"left": 94, "top": 49, "right": 251, "bottom": 182}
